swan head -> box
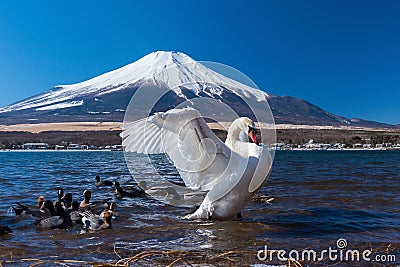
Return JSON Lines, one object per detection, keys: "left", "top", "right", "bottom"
{"left": 234, "top": 117, "right": 259, "bottom": 145}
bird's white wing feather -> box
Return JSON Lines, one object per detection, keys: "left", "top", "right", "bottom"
{"left": 121, "top": 107, "right": 245, "bottom": 193}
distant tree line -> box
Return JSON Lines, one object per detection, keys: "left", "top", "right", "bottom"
{"left": 276, "top": 129, "right": 400, "bottom": 146}
{"left": 0, "top": 131, "right": 122, "bottom": 149}
{"left": 1, "top": 129, "right": 399, "bottom": 149}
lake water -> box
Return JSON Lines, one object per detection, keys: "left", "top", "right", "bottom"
{"left": 0, "top": 150, "right": 399, "bottom": 266}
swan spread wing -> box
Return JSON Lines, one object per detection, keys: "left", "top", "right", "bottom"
{"left": 121, "top": 108, "right": 245, "bottom": 194}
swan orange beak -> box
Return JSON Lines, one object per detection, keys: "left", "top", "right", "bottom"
{"left": 249, "top": 130, "right": 259, "bottom": 145}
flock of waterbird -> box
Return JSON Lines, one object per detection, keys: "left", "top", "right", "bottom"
{"left": 0, "top": 175, "right": 145, "bottom": 235}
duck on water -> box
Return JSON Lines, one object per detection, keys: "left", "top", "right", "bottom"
{"left": 114, "top": 181, "right": 145, "bottom": 198}
{"left": 95, "top": 175, "right": 113, "bottom": 187}
{"left": 10, "top": 188, "right": 116, "bottom": 231}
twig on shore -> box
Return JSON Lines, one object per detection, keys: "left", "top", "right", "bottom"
{"left": 1, "top": 249, "right": 309, "bottom": 266}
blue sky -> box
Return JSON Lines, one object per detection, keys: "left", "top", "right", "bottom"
{"left": 0, "top": 0, "right": 399, "bottom": 124}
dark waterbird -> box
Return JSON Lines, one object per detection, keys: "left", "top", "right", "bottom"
{"left": 61, "top": 193, "right": 73, "bottom": 210}
{"left": 13, "top": 196, "right": 46, "bottom": 216}
{"left": 35, "top": 201, "right": 72, "bottom": 230}
{"left": 40, "top": 200, "right": 57, "bottom": 217}
{"left": 56, "top": 187, "right": 74, "bottom": 210}
{"left": 57, "top": 187, "right": 64, "bottom": 201}
{"left": 79, "top": 190, "right": 92, "bottom": 211}
{"left": 13, "top": 199, "right": 47, "bottom": 219}
{"left": 69, "top": 201, "right": 83, "bottom": 224}
{"left": 114, "top": 181, "right": 145, "bottom": 198}
{"left": 95, "top": 175, "right": 113, "bottom": 187}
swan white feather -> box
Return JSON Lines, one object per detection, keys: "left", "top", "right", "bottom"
{"left": 121, "top": 107, "right": 272, "bottom": 220}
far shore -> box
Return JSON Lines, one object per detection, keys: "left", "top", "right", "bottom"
{"left": 1, "top": 148, "right": 398, "bottom": 152}
{"left": 0, "top": 149, "right": 117, "bottom": 152}
{"left": 1, "top": 121, "right": 399, "bottom": 150}
{"left": 0, "top": 122, "right": 122, "bottom": 133}
{"left": 1, "top": 121, "right": 399, "bottom": 134}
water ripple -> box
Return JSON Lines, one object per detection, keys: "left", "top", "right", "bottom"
{"left": 0, "top": 150, "right": 399, "bottom": 262}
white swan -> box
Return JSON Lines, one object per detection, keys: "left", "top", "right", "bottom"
{"left": 121, "top": 107, "right": 273, "bottom": 220}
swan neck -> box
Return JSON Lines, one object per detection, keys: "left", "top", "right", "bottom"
{"left": 227, "top": 120, "right": 243, "bottom": 141}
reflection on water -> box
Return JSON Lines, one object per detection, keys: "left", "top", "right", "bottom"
{"left": 0, "top": 151, "right": 399, "bottom": 265}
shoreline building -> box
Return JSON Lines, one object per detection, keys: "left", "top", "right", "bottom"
{"left": 22, "top": 143, "right": 49, "bottom": 150}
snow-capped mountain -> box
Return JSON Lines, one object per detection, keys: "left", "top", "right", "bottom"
{"left": 0, "top": 51, "right": 396, "bottom": 128}
{"left": 0, "top": 51, "right": 266, "bottom": 114}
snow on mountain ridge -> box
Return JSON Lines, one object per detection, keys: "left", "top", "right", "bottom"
{"left": 36, "top": 100, "right": 84, "bottom": 111}
{"left": 0, "top": 51, "right": 269, "bottom": 113}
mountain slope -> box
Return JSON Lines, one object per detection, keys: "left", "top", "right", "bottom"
{"left": 268, "top": 96, "right": 395, "bottom": 128}
{"left": 0, "top": 51, "right": 396, "bottom": 128}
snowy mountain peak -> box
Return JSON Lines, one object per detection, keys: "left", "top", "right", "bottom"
{"left": 57, "top": 51, "right": 195, "bottom": 90}
{"left": 142, "top": 51, "right": 195, "bottom": 66}
{"left": 0, "top": 51, "right": 269, "bottom": 114}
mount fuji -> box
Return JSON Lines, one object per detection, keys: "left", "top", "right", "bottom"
{"left": 0, "top": 51, "right": 395, "bottom": 128}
